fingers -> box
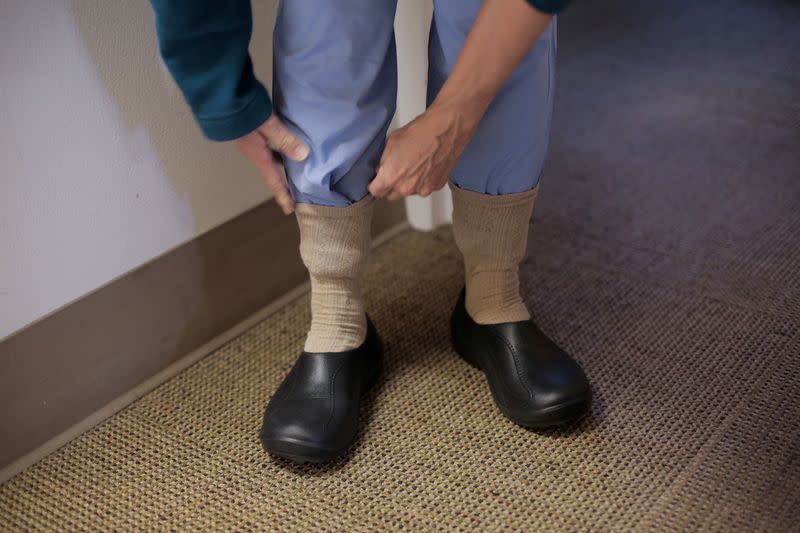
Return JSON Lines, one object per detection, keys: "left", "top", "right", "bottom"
{"left": 371, "top": 162, "right": 435, "bottom": 202}
{"left": 261, "top": 161, "right": 294, "bottom": 214}
{"left": 260, "top": 115, "right": 309, "bottom": 161}
{"left": 386, "top": 180, "right": 416, "bottom": 202}
{"left": 368, "top": 164, "right": 392, "bottom": 198}
{"left": 233, "top": 125, "right": 297, "bottom": 215}
{"left": 378, "top": 173, "right": 419, "bottom": 202}
{"left": 369, "top": 165, "right": 411, "bottom": 201}
{"left": 419, "top": 175, "right": 448, "bottom": 198}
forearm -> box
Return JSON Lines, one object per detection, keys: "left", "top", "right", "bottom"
{"left": 432, "top": 0, "right": 554, "bottom": 120}
{"left": 150, "top": 0, "right": 271, "bottom": 141}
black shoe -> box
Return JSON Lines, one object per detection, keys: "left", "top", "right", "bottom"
{"left": 260, "top": 316, "right": 383, "bottom": 463}
{"left": 450, "top": 289, "right": 590, "bottom": 428}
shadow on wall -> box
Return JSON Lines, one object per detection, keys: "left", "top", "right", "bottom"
{"left": 69, "top": 0, "right": 277, "bottom": 235}
{"left": 67, "top": 0, "right": 279, "bottom": 363}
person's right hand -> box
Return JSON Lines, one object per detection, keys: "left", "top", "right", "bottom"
{"left": 233, "top": 114, "right": 309, "bottom": 215}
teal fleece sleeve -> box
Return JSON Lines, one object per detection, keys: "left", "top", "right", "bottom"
{"left": 526, "top": 0, "right": 571, "bottom": 14}
{"left": 150, "top": 0, "right": 272, "bottom": 141}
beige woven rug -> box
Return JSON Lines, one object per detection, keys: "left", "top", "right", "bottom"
{"left": 1, "top": 226, "right": 798, "bottom": 531}
{"left": 5, "top": 0, "right": 800, "bottom": 527}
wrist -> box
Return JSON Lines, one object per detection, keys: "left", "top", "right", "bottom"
{"left": 430, "top": 84, "right": 492, "bottom": 130}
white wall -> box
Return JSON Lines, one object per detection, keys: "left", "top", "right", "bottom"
{"left": 0, "top": 1, "right": 278, "bottom": 339}
{"left": 395, "top": 1, "right": 454, "bottom": 231}
{"left": 0, "top": 1, "right": 446, "bottom": 341}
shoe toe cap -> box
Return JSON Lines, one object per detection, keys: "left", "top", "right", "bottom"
{"left": 509, "top": 364, "right": 591, "bottom": 428}
{"left": 260, "top": 396, "right": 355, "bottom": 461}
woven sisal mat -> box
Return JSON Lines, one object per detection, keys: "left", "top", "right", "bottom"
{"left": 1, "top": 226, "right": 798, "bottom": 531}
{"left": 5, "top": 0, "right": 800, "bottom": 527}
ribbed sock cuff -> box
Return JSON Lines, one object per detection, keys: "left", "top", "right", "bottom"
{"left": 450, "top": 183, "right": 538, "bottom": 324}
{"left": 295, "top": 195, "right": 374, "bottom": 352}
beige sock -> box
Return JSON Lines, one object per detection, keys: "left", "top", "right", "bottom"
{"left": 450, "top": 182, "right": 538, "bottom": 325}
{"left": 295, "top": 195, "right": 374, "bottom": 353}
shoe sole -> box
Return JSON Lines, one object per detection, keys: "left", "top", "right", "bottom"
{"left": 262, "top": 437, "right": 344, "bottom": 464}
{"left": 451, "top": 330, "right": 589, "bottom": 430}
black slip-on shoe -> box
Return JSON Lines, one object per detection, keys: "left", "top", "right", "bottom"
{"left": 260, "top": 316, "right": 383, "bottom": 463}
{"left": 450, "top": 289, "right": 590, "bottom": 428}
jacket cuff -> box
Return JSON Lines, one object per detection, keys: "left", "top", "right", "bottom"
{"left": 526, "top": 0, "right": 571, "bottom": 14}
{"left": 196, "top": 84, "right": 273, "bottom": 142}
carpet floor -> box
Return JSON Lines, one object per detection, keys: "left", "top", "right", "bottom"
{"left": 2, "top": 0, "right": 798, "bottom": 530}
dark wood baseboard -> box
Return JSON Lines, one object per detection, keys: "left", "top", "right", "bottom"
{"left": 0, "top": 198, "right": 406, "bottom": 473}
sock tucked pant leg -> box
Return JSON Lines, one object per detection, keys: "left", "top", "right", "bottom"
{"left": 273, "top": 0, "right": 398, "bottom": 207}
{"left": 273, "top": 1, "right": 398, "bottom": 351}
{"left": 296, "top": 196, "right": 374, "bottom": 352}
{"left": 430, "top": 0, "right": 557, "bottom": 323}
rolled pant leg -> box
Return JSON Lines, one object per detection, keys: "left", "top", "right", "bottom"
{"left": 273, "top": 1, "right": 398, "bottom": 206}
{"left": 428, "top": 0, "right": 557, "bottom": 194}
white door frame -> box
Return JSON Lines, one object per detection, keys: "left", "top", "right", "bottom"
{"left": 394, "top": 0, "right": 453, "bottom": 231}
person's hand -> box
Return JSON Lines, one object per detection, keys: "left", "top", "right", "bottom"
{"left": 369, "top": 0, "right": 552, "bottom": 202}
{"left": 368, "top": 102, "right": 480, "bottom": 201}
{"left": 234, "top": 114, "right": 309, "bottom": 214}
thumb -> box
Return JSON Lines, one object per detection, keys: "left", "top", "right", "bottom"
{"left": 259, "top": 115, "right": 309, "bottom": 162}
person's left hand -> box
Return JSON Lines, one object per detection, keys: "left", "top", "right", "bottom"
{"left": 368, "top": 102, "right": 479, "bottom": 201}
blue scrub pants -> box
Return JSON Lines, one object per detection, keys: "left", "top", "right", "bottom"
{"left": 273, "top": 0, "right": 556, "bottom": 207}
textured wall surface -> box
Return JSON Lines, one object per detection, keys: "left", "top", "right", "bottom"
{"left": 0, "top": 2, "right": 278, "bottom": 339}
